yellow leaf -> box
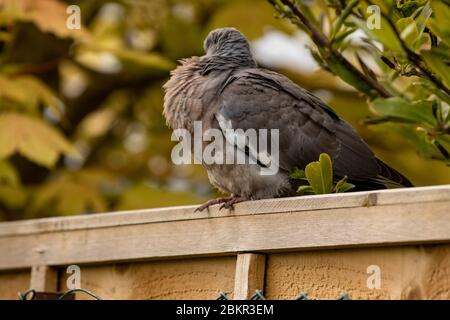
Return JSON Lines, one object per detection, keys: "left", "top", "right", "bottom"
{"left": 0, "top": 0, "right": 90, "bottom": 40}
{"left": 16, "top": 76, "right": 63, "bottom": 115}
{"left": 78, "top": 108, "right": 116, "bottom": 138}
{"left": 0, "top": 75, "right": 31, "bottom": 107}
{"left": 28, "top": 170, "right": 109, "bottom": 217}
{"left": 0, "top": 112, "right": 76, "bottom": 167}
{"left": 0, "top": 185, "right": 27, "bottom": 209}
{"left": 0, "top": 160, "right": 20, "bottom": 186}
{"left": 75, "top": 46, "right": 174, "bottom": 76}
{"left": 0, "top": 75, "right": 62, "bottom": 115}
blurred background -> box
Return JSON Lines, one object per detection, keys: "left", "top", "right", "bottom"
{"left": 0, "top": 0, "right": 448, "bottom": 221}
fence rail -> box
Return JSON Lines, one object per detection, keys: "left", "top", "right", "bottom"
{"left": 1, "top": 185, "right": 449, "bottom": 299}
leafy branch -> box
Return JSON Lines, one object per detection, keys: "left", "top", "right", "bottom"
{"left": 268, "top": 0, "right": 450, "bottom": 165}
{"left": 268, "top": 0, "right": 392, "bottom": 98}
{"left": 365, "top": 0, "right": 450, "bottom": 96}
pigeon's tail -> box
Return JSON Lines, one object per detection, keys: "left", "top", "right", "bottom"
{"left": 374, "top": 158, "right": 414, "bottom": 187}
{"left": 359, "top": 158, "right": 413, "bottom": 190}
{"left": 347, "top": 158, "right": 413, "bottom": 191}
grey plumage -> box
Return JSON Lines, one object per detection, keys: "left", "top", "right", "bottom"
{"left": 163, "top": 27, "right": 412, "bottom": 209}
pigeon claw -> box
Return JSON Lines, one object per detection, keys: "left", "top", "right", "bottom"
{"left": 194, "top": 196, "right": 234, "bottom": 213}
{"left": 218, "top": 196, "right": 248, "bottom": 211}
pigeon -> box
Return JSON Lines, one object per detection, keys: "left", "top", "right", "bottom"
{"left": 163, "top": 27, "right": 413, "bottom": 211}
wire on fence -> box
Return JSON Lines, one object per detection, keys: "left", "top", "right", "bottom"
{"left": 17, "top": 289, "right": 36, "bottom": 300}
{"left": 19, "top": 288, "right": 349, "bottom": 300}
{"left": 216, "top": 290, "right": 351, "bottom": 300}
{"left": 18, "top": 288, "right": 102, "bottom": 300}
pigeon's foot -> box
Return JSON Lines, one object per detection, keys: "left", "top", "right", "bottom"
{"left": 194, "top": 196, "right": 234, "bottom": 213}
{"left": 219, "top": 195, "right": 249, "bottom": 211}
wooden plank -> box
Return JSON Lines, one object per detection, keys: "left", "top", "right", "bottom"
{"left": 233, "top": 253, "right": 266, "bottom": 299}
{"left": 0, "top": 270, "right": 30, "bottom": 300}
{"left": 58, "top": 257, "right": 236, "bottom": 300}
{"left": 264, "top": 244, "right": 450, "bottom": 300}
{"left": 0, "top": 185, "right": 449, "bottom": 237}
{"left": 0, "top": 198, "right": 449, "bottom": 270}
{"left": 30, "top": 265, "right": 57, "bottom": 292}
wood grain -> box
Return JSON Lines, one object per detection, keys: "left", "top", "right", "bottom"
{"left": 264, "top": 244, "right": 450, "bottom": 300}
{"left": 0, "top": 185, "right": 448, "bottom": 237}
{"left": 233, "top": 253, "right": 266, "bottom": 299}
{"left": 0, "top": 200, "right": 449, "bottom": 270}
{"left": 0, "top": 185, "right": 449, "bottom": 300}
{"left": 0, "top": 269, "right": 30, "bottom": 300}
{"left": 58, "top": 257, "right": 235, "bottom": 300}
{"left": 30, "top": 265, "right": 57, "bottom": 292}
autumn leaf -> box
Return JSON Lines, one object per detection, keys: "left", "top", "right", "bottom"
{"left": 75, "top": 46, "right": 174, "bottom": 76}
{"left": 0, "top": 112, "right": 77, "bottom": 167}
{"left": 0, "top": 160, "right": 20, "bottom": 186}
{"left": 0, "top": 0, "right": 90, "bottom": 40}
{"left": 28, "top": 169, "right": 113, "bottom": 217}
{"left": 0, "top": 185, "right": 26, "bottom": 209}
{"left": 0, "top": 75, "right": 63, "bottom": 115}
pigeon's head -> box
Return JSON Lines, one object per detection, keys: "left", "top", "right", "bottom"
{"left": 203, "top": 27, "right": 253, "bottom": 61}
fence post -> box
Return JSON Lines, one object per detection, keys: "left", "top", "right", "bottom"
{"left": 233, "top": 253, "right": 266, "bottom": 299}
{"left": 30, "top": 265, "right": 58, "bottom": 292}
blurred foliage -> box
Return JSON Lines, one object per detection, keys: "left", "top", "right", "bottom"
{"left": 0, "top": 0, "right": 448, "bottom": 221}
{"left": 0, "top": 0, "right": 292, "bottom": 220}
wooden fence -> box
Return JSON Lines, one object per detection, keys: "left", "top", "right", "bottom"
{"left": 1, "top": 185, "right": 449, "bottom": 299}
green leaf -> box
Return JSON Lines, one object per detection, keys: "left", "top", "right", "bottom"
{"left": 335, "top": 176, "right": 355, "bottom": 193}
{"left": 370, "top": 97, "right": 437, "bottom": 126}
{"left": 396, "top": 0, "right": 428, "bottom": 17}
{"left": 431, "top": 139, "right": 450, "bottom": 164}
{"left": 396, "top": 17, "right": 420, "bottom": 49}
{"left": 427, "top": 0, "right": 450, "bottom": 46}
{"left": 415, "top": 2, "right": 432, "bottom": 34}
{"left": 354, "top": 12, "right": 403, "bottom": 54}
{"left": 289, "top": 167, "right": 306, "bottom": 180}
{"left": 326, "top": 55, "right": 377, "bottom": 97}
{"left": 296, "top": 185, "right": 314, "bottom": 195}
{"left": 332, "top": 0, "right": 359, "bottom": 39}
{"left": 332, "top": 27, "right": 358, "bottom": 49}
{"left": 376, "top": 123, "right": 441, "bottom": 159}
{"left": 411, "top": 79, "right": 450, "bottom": 105}
{"left": 395, "top": 16, "right": 429, "bottom": 51}
{"left": 422, "top": 48, "right": 450, "bottom": 89}
{"left": 304, "top": 153, "right": 334, "bottom": 194}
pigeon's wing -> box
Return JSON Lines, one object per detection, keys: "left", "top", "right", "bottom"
{"left": 216, "top": 68, "right": 390, "bottom": 184}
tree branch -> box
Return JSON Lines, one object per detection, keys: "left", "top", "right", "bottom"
{"left": 366, "top": 0, "right": 450, "bottom": 97}
{"left": 268, "top": 0, "right": 392, "bottom": 98}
